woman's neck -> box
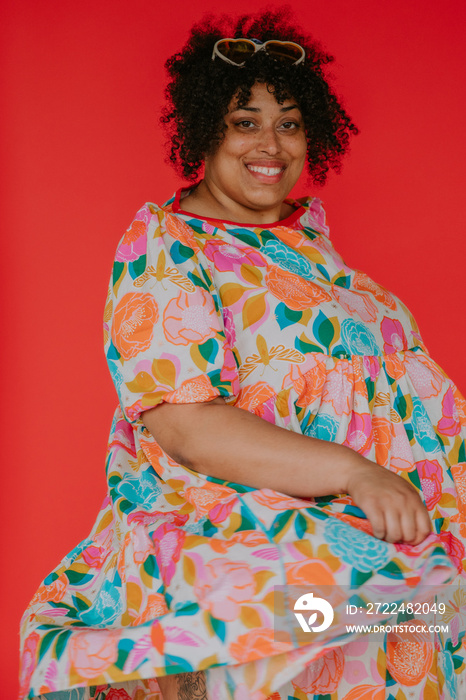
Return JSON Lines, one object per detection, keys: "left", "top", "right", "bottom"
{"left": 178, "top": 180, "right": 297, "bottom": 225}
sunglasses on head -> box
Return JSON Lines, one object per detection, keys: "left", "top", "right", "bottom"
{"left": 211, "top": 38, "right": 306, "bottom": 67}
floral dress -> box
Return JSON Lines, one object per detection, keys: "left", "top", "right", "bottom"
{"left": 19, "top": 188, "right": 466, "bottom": 700}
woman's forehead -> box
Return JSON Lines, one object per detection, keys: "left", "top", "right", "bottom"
{"left": 228, "top": 83, "right": 299, "bottom": 112}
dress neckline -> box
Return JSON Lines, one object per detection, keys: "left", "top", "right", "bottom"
{"left": 170, "top": 186, "right": 306, "bottom": 229}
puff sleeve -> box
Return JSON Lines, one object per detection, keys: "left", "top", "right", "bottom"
{"left": 104, "top": 203, "right": 240, "bottom": 423}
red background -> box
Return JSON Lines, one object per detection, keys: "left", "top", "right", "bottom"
{"left": 3, "top": 0, "right": 466, "bottom": 696}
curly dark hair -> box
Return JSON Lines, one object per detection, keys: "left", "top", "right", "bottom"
{"left": 161, "top": 7, "right": 359, "bottom": 186}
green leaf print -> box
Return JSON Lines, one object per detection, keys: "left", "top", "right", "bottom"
{"left": 275, "top": 302, "right": 303, "bottom": 330}
{"left": 198, "top": 338, "right": 218, "bottom": 363}
{"left": 171, "top": 241, "right": 195, "bottom": 264}
{"left": 313, "top": 311, "right": 338, "bottom": 351}
{"left": 128, "top": 254, "right": 146, "bottom": 280}
{"left": 65, "top": 570, "right": 94, "bottom": 586}
{"left": 38, "top": 629, "right": 63, "bottom": 663}
{"left": 54, "top": 629, "right": 73, "bottom": 660}
{"left": 112, "top": 261, "right": 125, "bottom": 289}
{"left": 210, "top": 615, "right": 227, "bottom": 642}
{"left": 295, "top": 332, "right": 323, "bottom": 355}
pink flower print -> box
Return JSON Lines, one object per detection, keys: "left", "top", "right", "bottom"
{"left": 203, "top": 240, "right": 267, "bottom": 272}
{"left": 18, "top": 632, "right": 40, "bottom": 698}
{"left": 416, "top": 460, "right": 443, "bottom": 510}
{"left": 162, "top": 290, "right": 219, "bottom": 346}
{"left": 222, "top": 306, "right": 236, "bottom": 347}
{"left": 152, "top": 522, "right": 186, "bottom": 585}
{"left": 344, "top": 412, "right": 373, "bottom": 456}
{"left": 82, "top": 545, "right": 108, "bottom": 569}
{"left": 380, "top": 317, "right": 407, "bottom": 354}
{"left": 194, "top": 559, "right": 255, "bottom": 621}
{"left": 132, "top": 523, "right": 155, "bottom": 565}
{"left": 363, "top": 356, "right": 381, "bottom": 381}
{"left": 321, "top": 363, "right": 353, "bottom": 416}
{"left": 439, "top": 532, "right": 465, "bottom": 573}
{"left": 307, "top": 197, "right": 330, "bottom": 237}
{"left": 390, "top": 420, "right": 415, "bottom": 472}
{"left": 220, "top": 347, "right": 240, "bottom": 395}
{"left": 115, "top": 219, "right": 148, "bottom": 262}
{"left": 404, "top": 353, "right": 444, "bottom": 399}
{"left": 332, "top": 286, "right": 378, "bottom": 323}
{"left": 183, "top": 484, "right": 236, "bottom": 520}
{"left": 209, "top": 494, "right": 237, "bottom": 524}
{"left": 69, "top": 629, "right": 120, "bottom": 679}
{"left": 438, "top": 387, "right": 461, "bottom": 436}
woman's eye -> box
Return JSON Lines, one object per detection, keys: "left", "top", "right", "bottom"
{"left": 236, "top": 120, "right": 256, "bottom": 128}
{"left": 280, "top": 121, "right": 299, "bottom": 130}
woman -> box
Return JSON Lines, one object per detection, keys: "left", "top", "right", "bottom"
{"left": 19, "top": 9, "right": 466, "bottom": 700}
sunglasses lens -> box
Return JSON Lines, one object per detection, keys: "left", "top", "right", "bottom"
{"left": 216, "top": 39, "right": 256, "bottom": 64}
{"left": 265, "top": 41, "right": 304, "bottom": 63}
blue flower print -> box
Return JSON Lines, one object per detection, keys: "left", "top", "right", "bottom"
{"left": 61, "top": 538, "right": 93, "bottom": 567}
{"left": 324, "top": 519, "right": 390, "bottom": 572}
{"left": 183, "top": 516, "right": 208, "bottom": 535}
{"left": 108, "top": 360, "right": 124, "bottom": 394}
{"left": 305, "top": 414, "right": 339, "bottom": 442}
{"left": 341, "top": 319, "right": 381, "bottom": 356}
{"left": 115, "top": 467, "right": 162, "bottom": 509}
{"left": 411, "top": 396, "right": 442, "bottom": 454}
{"left": 261, "top": 239, "right": 315, "bottom": 280}
{"left": 79, "top": 575, "right": 123, "bottom": 627}
{"left": 439, "top": 649, "right": 457, "bottom": 699}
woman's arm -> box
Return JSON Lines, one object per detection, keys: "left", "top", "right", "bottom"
{"left": 142, "top": 397, "right": 432, "bottom": 545}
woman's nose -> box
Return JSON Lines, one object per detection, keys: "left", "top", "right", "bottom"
{"left": 258, "top": 126, "right": 281, "bottom": 154}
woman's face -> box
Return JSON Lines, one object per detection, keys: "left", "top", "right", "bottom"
{"left": 203, "top": 82, "right": 307, "bottom": 217}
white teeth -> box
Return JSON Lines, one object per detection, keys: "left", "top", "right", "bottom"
{"left": 247, "top": 165, "right": 283, "bottom": 176}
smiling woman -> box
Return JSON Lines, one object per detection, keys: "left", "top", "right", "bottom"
{"left": 19, "top": 7, "right": 466, "bottom": 700}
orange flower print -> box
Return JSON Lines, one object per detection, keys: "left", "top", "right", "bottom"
{"left": 285, "top": 559, "right": 335, "bottom": 586}
{"left": 292, "top": 648, "right": 344, "bottom": 694}
{"left": 372, "top": 416, "right": 392, "bottom": 467}
{"left": 251, "top": 489, "right": 312, "bottom": 511}
{"left": 342, "top": 685, "right": 385, "bottom": 700}
{"left": 384, "top": 353, "right": 405, "bottom": 380}
{"left": 163, "top": 375, "right": 217, "bottom": 403}
{"left": 69, "top": 629, "right": 120, "bottom": 679}
{"left": 229, "top": 628, "right": 291, "bottom": 662}
{"left": 162, "top": 290, "right": 219, "bottom": 346}
{"left": 386, "top": 622, "right": 433, "bottom": 685}
{"left": 265, "top": 265, "right": 331, "bottom": 310}
{"left": 165, "top": 214, "right": 201, "bottom": 253}
{"left": 30, "top": 572, "right": 68, "bottom": 605}
{"left": 183, "top": 484, "right": 236, "bottom": 519}
{"left": 133, "top": 593, "right": 169, "bottom": 625}
{"left": 111, "top": 293, "right": 159, "bottom": 360}
{"left": 450, "top": 462, "right": 466, "bottom": 513}
{"left": 236, "top": 382, "right": 277, "bottom": 414}
{"left": 353, "top": 270, "right": 396, "bottom": 309}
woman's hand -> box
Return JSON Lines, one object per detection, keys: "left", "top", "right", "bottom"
{"left": 345, "top": 460, "right": 432, "bottom": 545}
